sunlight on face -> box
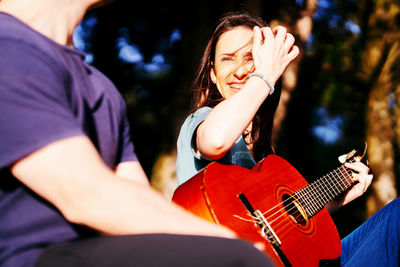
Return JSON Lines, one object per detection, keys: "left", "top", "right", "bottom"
{"left": 211, "top": 26, "right": 254, "bottom": 99}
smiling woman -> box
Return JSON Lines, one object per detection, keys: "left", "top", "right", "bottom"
{"left": 175, "top": 12, "right": 299, "bottom": 184}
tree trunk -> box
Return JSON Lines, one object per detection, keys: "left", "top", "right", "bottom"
{"left": 270, "top": 0, "right": 318, "bottom": 144}
{"left": 363, "top": 1, "right": 400, "bottom": 216}
{"left": 366, "top": 42, "right": 399, "bottom": 216}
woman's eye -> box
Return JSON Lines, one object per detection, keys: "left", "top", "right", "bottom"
{"left": 220, "top": 56, "right": 233, "bottom": 61}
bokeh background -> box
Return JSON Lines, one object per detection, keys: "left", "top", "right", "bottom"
{"left": 75, "top": 0, "right": 400, "bottom": 239}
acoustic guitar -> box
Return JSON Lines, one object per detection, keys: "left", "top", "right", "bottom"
{"left": 173, "top": 151, "right": 362, "bottom": 266}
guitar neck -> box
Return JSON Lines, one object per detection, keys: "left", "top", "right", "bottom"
{"left": 293, "top": 164, "right": 355, "bottom": 218}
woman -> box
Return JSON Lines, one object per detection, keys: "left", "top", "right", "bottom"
{"left": 176, "top": 12, "right": 369, "bottom": 206}
{"left": 176, "top": 12, "right": 399, "bottom": 266}
{"left": 177, "top": 12, "right": 299, "bottom": 184}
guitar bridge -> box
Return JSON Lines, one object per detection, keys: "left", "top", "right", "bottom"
{"left": 253, "top": 209, "right": 281, "bottom": 246}
{"left": 238, "top": 193, "right": 292, "bottom": 266}
{"left": 238, "top": 193, "right": 281, "bottom": 246}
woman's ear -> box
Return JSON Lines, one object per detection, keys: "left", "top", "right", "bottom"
{"left": 210, "top": 68, "right": 216, "bottom": 84}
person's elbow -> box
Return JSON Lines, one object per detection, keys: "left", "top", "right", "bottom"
{"left": 53, "top": 170, "right": 115, "bottom": 227}
{"left": 196, "top": 131, "right": 230, "bottom": 160}
{"left": 55, "top": 180, "right": 98, "bottom": 226}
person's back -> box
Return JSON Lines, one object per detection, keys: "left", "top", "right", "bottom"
{"left": 0, "top": 12, "right": 137, "bottom": 266}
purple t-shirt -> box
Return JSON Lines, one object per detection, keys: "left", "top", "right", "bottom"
{"left": 0, "top": 13, "right": 138, "bottom": 266}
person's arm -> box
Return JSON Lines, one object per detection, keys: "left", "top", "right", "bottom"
{"left": 197, "top": 26, "right": 299, "bottom": 160}
{"left": 326, "top": 161, "right": 373, "bottom": 214}
{"left": 11, "top": 135, "right": 236, "bottom": 238}
{"left": 196, "top": 77, "right": 270, "bottom": 160}
{"left": 115, "top": 161, "right": 149, "bottom": 186}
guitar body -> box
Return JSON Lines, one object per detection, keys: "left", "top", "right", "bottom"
{"left": 173, "top": 155, "right": 341, "bottom": 266}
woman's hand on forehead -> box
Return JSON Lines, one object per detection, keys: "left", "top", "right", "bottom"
{"left": 251, "top": 26, "right": 299, "bottom": 84}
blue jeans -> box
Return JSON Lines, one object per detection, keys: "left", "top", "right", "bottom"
{"left": 340, "top": 197, "right": 400, "bottom": 266}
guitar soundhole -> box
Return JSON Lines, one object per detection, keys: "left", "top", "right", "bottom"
{"left": 282, "top": 194, "right": 307, "bottom": 226}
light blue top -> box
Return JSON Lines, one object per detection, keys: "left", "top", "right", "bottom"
{"left": 176, "top": 106, "right": 256, "bottom": 185}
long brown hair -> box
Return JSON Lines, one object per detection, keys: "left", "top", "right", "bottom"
{"left": 191, "top": 11, "right": 281, "bottom": 160}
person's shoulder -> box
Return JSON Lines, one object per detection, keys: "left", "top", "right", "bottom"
{"left": 0, "top": 13, "right": 39, "bottom": 43}
{"left": 0, "top": 12, "right": 66, "bottom": 65}
{"left": 179, "top": 106, "right": 212, "bottom": 132}
{"left": 191, "top": 106, "right": 212, "bottom": 117}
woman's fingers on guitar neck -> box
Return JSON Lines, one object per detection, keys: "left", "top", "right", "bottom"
{"left": 344, "top": 162, "right": 370, "bottom": 175}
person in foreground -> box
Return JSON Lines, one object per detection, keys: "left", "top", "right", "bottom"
{"left": 0, "top": 1, "right": 278, "bottom": 266}
{"left": 176, "top": 12, "right": 400, "bottom": 266}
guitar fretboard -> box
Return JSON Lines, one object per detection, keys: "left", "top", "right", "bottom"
{"left": 293, "top": 164, "right": 355, "bottom": 218}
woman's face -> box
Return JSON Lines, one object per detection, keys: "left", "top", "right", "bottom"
{"left": 211, "top": 26, "right": 254, "bottom": 99}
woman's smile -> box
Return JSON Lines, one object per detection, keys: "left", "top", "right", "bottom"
{"left": 228, "top": 82, "right": 245, "bottom": 92}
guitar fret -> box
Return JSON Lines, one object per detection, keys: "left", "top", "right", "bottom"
{"left": 317, "top": 179, "right": 330, "bottom": 204}
{"left": 322, "top": 174, "right": 337, "bottom": 199}
{"left": 315, "top": 179, "right": 329, "bottom": 207}
{"left": 293, "top": 190, "right": 304, "bottom": 208}
{"left": 339, "top": 166, "right": 353, "bottom": 186}
{"left": 331, "top": 169, "right": 343, "bottom": 192}
{"left": 332, "top": 169, "right": 346, "bottom": 193}
{"left": 307, "top": 186, "right": 318, "bottom": 215}
{"left": 301, "top": 179, "right": 327, "bottom": 217}
{"left": 307, "top": 166, "right": 352, "bottom": 217}
{"left": 311, "top": 181, "right": 326, "bottom": 210}
{"left": 325, "top": 175, "right": 337, "bottom": 200}
{"left": 337, "top": 167, "right": 351, "bottom": 188}
{"left": 327, "top": 172, "right": 341, "bottom": 196}
{"left": 308, "top": 185, "right": 319, "bottom": 213}
{"left": 309, "top": 185, "right": 321, "bottom": 213}
{"left": 309, "top": 189, "right": 318, "bottom": 215}
{"left": 301, "top": 186, "right": 316, "bottom": 217}
{"left": 299, "top": 188, "right": 313, "bottom": 215}
{"left": 332, "top": 169, "right": 344, "bottom": 191}
{"left": 337, "top": 168, "right": 349, "bottom": 189}
{"left": 292, "top": 158, "right": 358, "bottom": 218}
{"left": 296, "top": 188, "right": 312, "bottom": 217}
{"left": 310, "top": 177, "right": 331, "bottom": 217}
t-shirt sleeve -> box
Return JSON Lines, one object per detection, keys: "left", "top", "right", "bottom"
{"left": 182, "top": 107, "right": 212, "bottom": 159}
{"left": 0, "top": 40, "right": 84, "bottom": 168}
{"left": 176, "top": 107, "right": 212, "bottom": 185}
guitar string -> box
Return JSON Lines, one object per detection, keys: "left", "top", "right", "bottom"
{"left": 271, "top": 167, "right": 355, "bottom": 239}
{"left": 232, "top": 170, "right": 342, "bottom": 235}
{"left": 234, "top": 163, "right": 355, "bottom": 238}
{"left": 263, "top": 165, "right": 351, "bottom": 223}
{"left": 267, "top": 168, "right": 355, "bottom": 238}
{"left": 265, "top": 166, "right": 354, "bottom": 234}
{"left": 263, "top": 166, "right": 354, "bottom": 237}
{"left": 292, "top": 160, "right": 355, "bottom": 217}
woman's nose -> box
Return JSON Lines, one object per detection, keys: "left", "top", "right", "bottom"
{"left": 234, "top": 61, "right": 253, "bottom": 79}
